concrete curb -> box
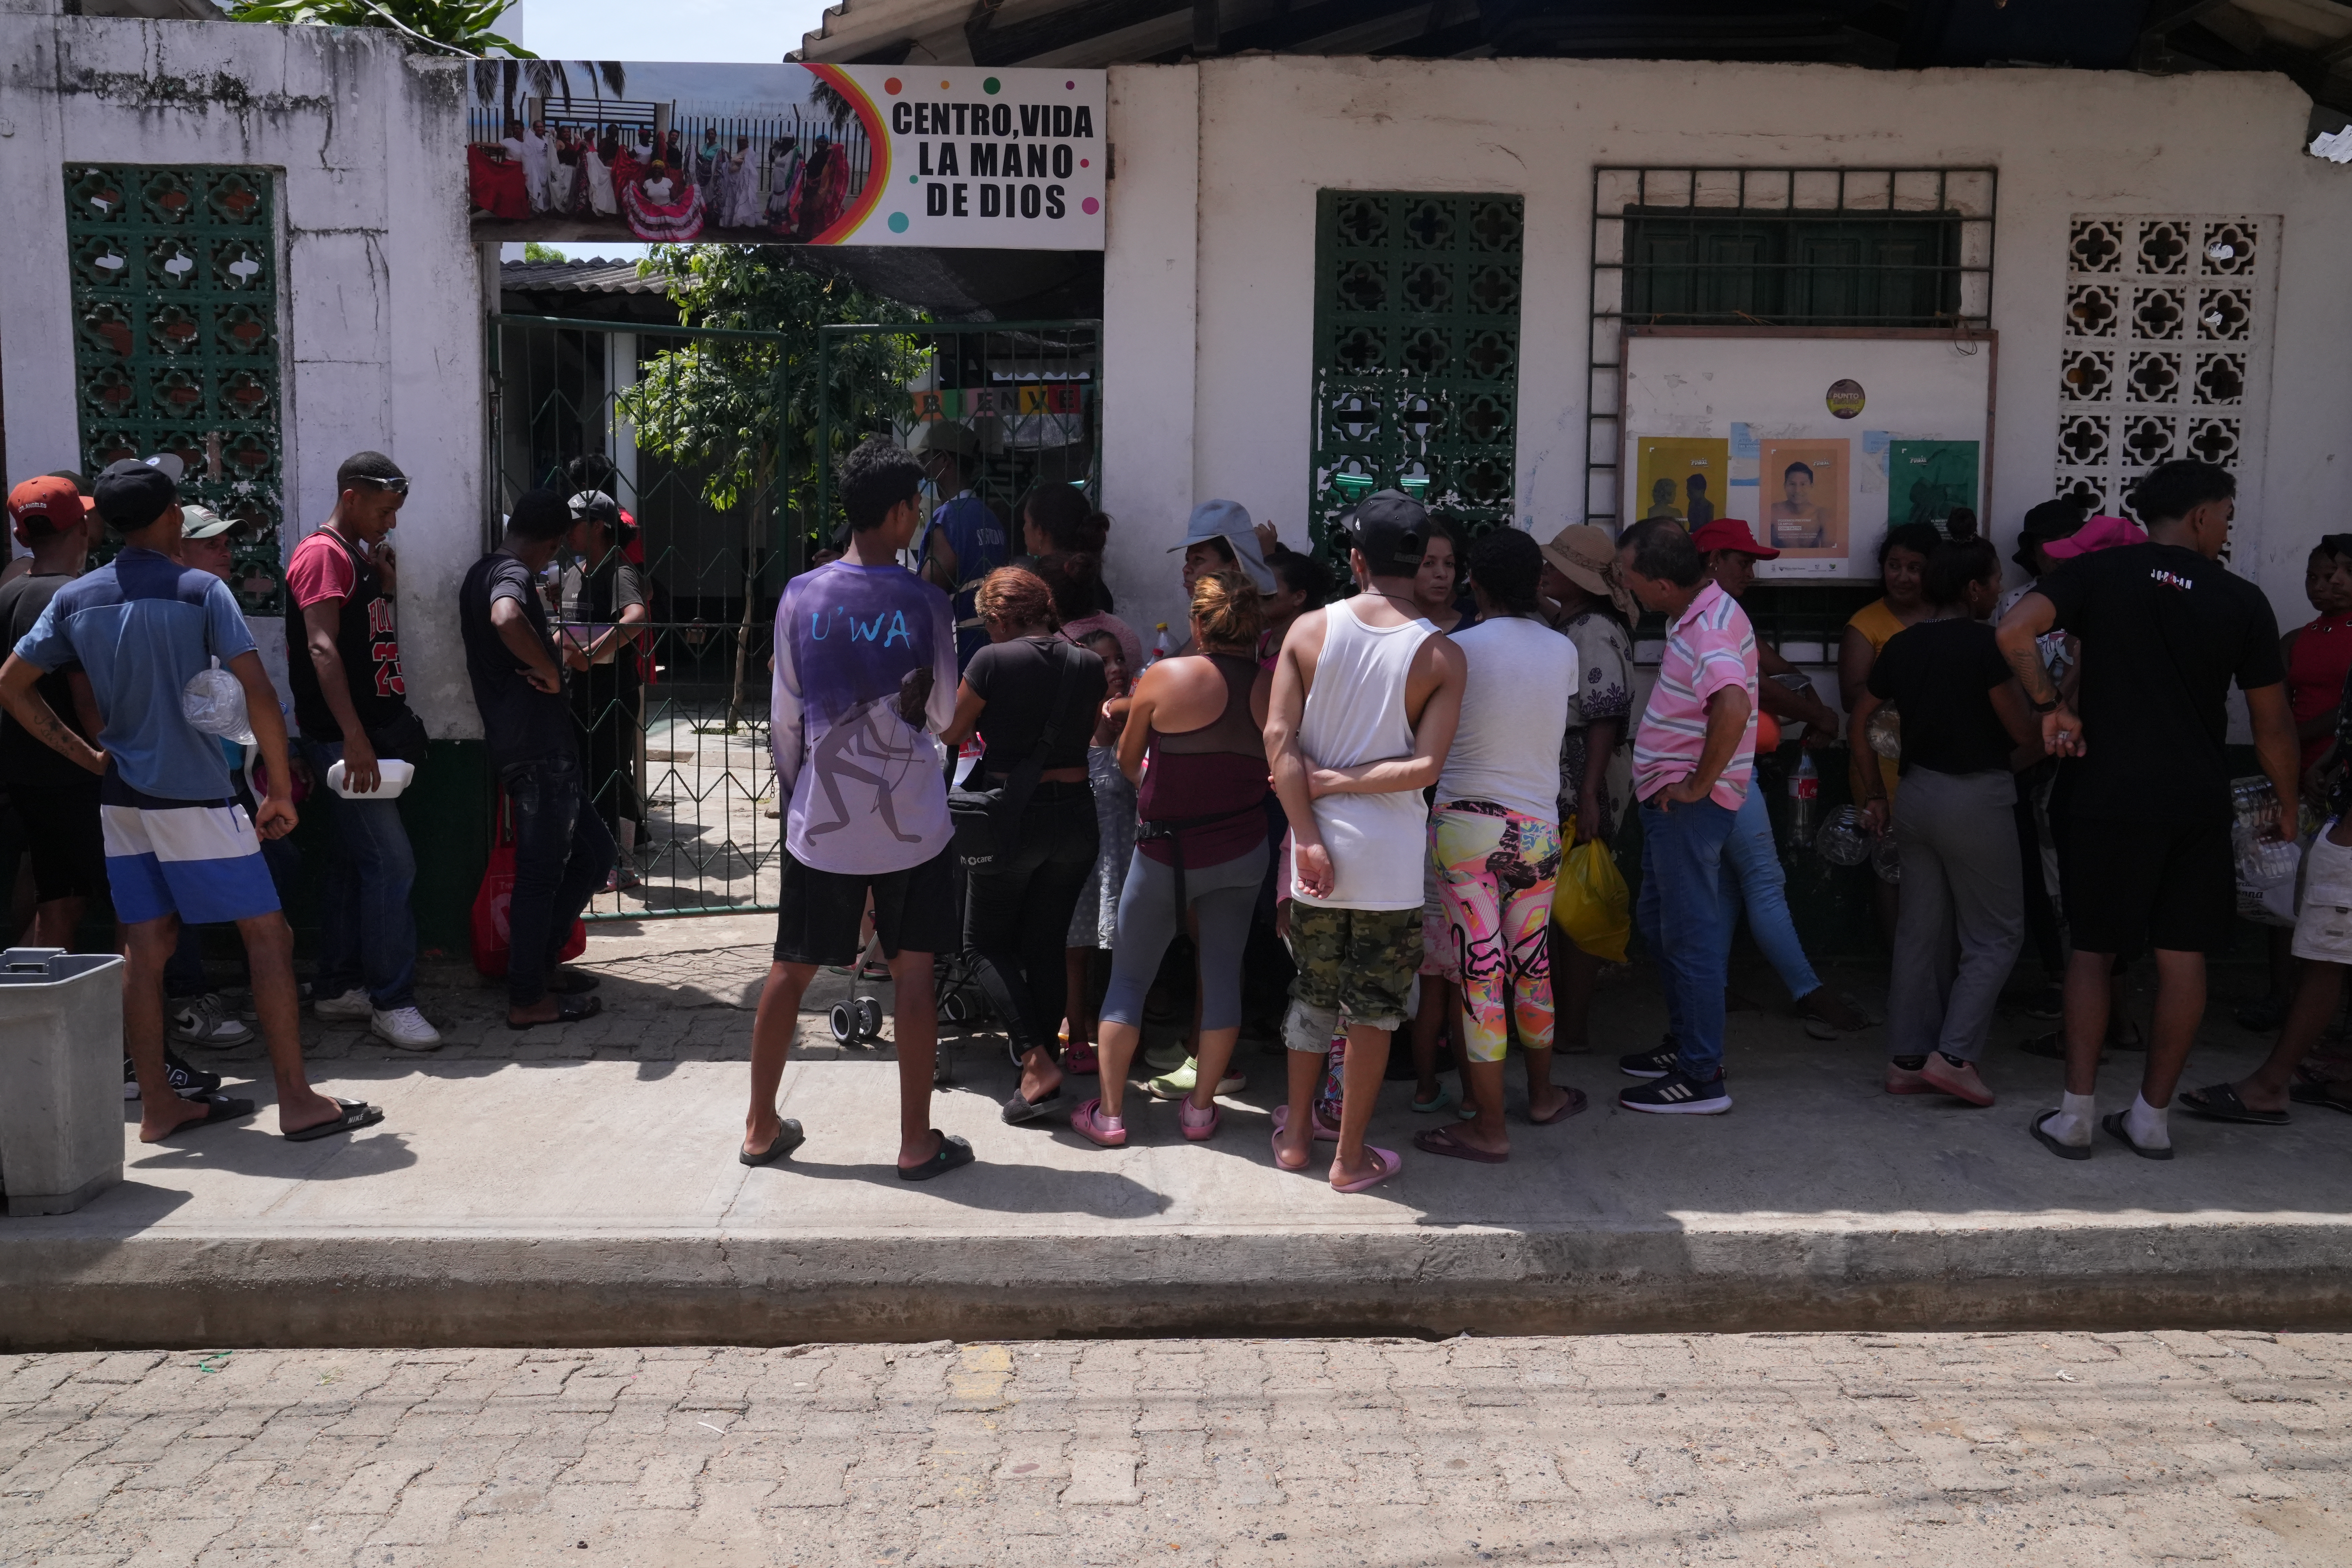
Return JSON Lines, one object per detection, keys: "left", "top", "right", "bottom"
{"left": 9, "top": 1218, "right": 2351, "bottom": 1349}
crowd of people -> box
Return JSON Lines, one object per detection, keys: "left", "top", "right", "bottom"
{"left": 7, "top": 435, "right": 2343, "bottom": 1180}
{"left": 742, "top": 439, "right": 2344, "bottom": 1187}
{"left": 470, "top": 118, "right": 853, "bottom": 241}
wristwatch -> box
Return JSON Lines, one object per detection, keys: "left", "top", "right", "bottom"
{"left": 2029, "top": 695, "right": 2058, "bottom": 714}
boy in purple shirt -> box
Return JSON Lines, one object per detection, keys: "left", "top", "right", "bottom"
{"left": 744, "top": 439, "right": 969, "bottom": 1180}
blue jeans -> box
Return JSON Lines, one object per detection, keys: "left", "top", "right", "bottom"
{"left": 503, "top": 749, "right": 615, "bottom": 1010}
{"left": 1636, "top": 794, "right": 1741, "bottom": 1081}
{"left": 304, "top": 739, "right": 420, "bottom": 1010}
{"left": 1718, "top": 781, "right": 1822, "bottom": 1003}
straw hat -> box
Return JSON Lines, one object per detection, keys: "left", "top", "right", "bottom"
{"left": 1540, "top": 524, "right": 1636, "bottom": 622}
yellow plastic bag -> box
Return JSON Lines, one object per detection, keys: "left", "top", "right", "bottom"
{"left": 1551, "top": 820, "right": 1631, "bottom": 963}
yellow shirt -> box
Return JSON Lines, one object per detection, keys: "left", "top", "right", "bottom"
{"left": 1847, "top": 597, "right": 1912, "bottom": 801}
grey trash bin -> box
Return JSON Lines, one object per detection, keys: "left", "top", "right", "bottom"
{"left": 0, "top": 947, "right": 125, "bottom": 1217}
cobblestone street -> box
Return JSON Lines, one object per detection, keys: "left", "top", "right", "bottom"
{"left": 3, "top": 1334, "right": 2346, "bottom": 1567}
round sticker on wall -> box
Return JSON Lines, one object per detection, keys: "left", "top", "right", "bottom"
{"left": 1825, "top": 379, "right": 1866, "bottom": 419}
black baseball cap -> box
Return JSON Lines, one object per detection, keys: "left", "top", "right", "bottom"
{"left": 1341, "top": 490, "right": 1427, "bottom": 574}
{"left": 92, "top": 458, "right": 179, "bottom": 531}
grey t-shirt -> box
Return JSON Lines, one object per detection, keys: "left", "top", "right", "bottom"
{"left": 460, "top": 550, "right": 573, "bottom": 771}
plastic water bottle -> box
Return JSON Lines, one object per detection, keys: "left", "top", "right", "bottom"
{"left": 1787, "top": 752, "right": 1819, "bottom": 852}
{"left": 1144, "top": 623, "right": 1173, "bottom": 669}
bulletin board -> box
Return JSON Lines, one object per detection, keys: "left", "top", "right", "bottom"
{"left": 1618, "top": 327, "right": 1997, "bottom": 581}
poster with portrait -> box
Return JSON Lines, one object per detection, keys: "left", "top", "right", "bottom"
{"left": 1759, "top": 439, "right": 1849, "bottom": 557}
{"left": 462, "top": 61, "right": 1105, "bottom": 248}
{"left": 1631, "top": 437, "right": 1731, "bottom": 527}
{"left": 1886, "top": 440, "right": 1982, "bottom": 530}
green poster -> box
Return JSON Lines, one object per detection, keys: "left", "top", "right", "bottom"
{"left": 1887, "top": 440, "right": 1980, "bottom": 530}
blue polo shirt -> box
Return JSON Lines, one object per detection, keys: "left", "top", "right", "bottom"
{"left": 13, "top": 546, "right": 255, "bottom": 802}
{"left": 922, "top": 492, "right": 1007, "bottom": 668}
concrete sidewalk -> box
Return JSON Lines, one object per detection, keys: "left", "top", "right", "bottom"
{"left": 5, "top": 920, "right": 2350, "bottom": 1348}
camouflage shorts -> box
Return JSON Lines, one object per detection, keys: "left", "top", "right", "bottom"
{"left": 1282, "top": 902, "right": 1422, "bottom": 1047}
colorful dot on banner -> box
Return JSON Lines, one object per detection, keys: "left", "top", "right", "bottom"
{"left": 1080, "top": 158, "right": 1089, "bottom": 168}
{"left": 1082, "top": 197, "right": 1099, "bottom": 214}
{"left": 940, "top": 80, "right": 951, "bottom": 89}
{"left": 908, "top": 174, "right": 919, "bottom": 184}
{"left": 884, "top": 77, "right": 901, "bottom": 94}
{"left": 983, "top": 77, "right": 1000, "bottom": 94}
{"left": 888, "top": 212, "right": 909, "bottom": 233}
{"left": 1066, "top": 80, "right": 1075, "bottom": 89}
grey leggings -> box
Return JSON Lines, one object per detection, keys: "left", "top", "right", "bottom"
{"left": 1099, "top": 839, "right": 1270, "bottom": 1033}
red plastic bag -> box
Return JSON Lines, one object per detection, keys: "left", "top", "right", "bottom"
{"left": 470, "top": 813, "right": 588, "bottom": 979}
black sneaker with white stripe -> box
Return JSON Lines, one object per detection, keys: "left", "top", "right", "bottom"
{"left": 1618, "top": 1068, "right": 1732, "bottom": 1115}
{"left": 122, "top": 1048, "right": 226, "bottom": 1101}
{"left": 1618, "top": 1042, "right": 1680, "bottom": 1080}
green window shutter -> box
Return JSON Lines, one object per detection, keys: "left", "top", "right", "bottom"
{"left": 65, "top": 164, "right": 284, "bottom": 614}
{"left": 1311, "top": 191, "right": 1523, "bottom": 564}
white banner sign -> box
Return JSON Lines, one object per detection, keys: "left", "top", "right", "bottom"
{"left": 463, "top": 62, "right": 1105, "bottom": 250}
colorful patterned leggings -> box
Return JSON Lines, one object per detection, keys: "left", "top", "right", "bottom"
{"left": 1430, "top": 801, "right": 1562, "bottom": 1065}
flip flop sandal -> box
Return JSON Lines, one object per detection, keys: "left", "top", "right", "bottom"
{"left": 508, "top": 995, "right": 603, "bottom": 1030}
{"left": 157, "top": 1092, "right": 256, "bottom": 1134}
{"left": 2178, "top": 1083, "right": 2290, "bottom": 1126}
{"left": 1409, "top": 1084, "right": 1458, "bottom": 1114}
{"left": 1412, "top": 1126, "right": 1507, "bottom": 1164}
{"left": 1526, "top": 1086, "right": 1589, "bottom": 1125}
{"left": 1332, "top": 1145, "right": 1404, "bottom": 1193}
{"left": 544, "top": 968, "right": 601, "bottom": 995}
{"left": 1178, "top": 1100, "right": 1221, "bottom": 1142}
{"left": 1001, "top": 1085, "right": 1064, "bottom": 1125}
{"left": 2289, "top": 1082, "right": 2352, "bottom": 1115}
{"left": 1268, "top": 1105, "right": 1313, "bottom": 1171}
{"left": 896, "top": 1130, "right": 975, "bottom": 1182}
{"left": 2029, "top": 1109, "right": 2092, "bottom": 1162}
{"left": 1070, "top": 1097, "right": 1127, "bottom": 1148}
{"left": 283, "top": 1098, "right": 384, "bottom": 1143}
{"left": 740, "top": 1119, "right": 805, "bottom": 1166}
{"left": 2101, "top": 1111, "right": 2174, "bottom": 1161}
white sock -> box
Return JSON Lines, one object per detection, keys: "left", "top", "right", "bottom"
{"left": 1097, "top": 1112, "right": 1124, "bottom": 1132}
{"left": 2124, "top": 1092, "right": 2170, "bottom": 1150}
{"left": 2043, "top": 1090, "right": 2097, "bottom": 1146}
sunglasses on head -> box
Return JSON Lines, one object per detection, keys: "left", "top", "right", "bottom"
{"left": 357, "top": 475, "right": 410, "bottom": 496}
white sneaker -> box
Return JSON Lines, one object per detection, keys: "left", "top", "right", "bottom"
{"left": 314, "top": 987, "right": 372, "bottom": 1020}
{"left": 168, "top": 993, "right": 254, "bottom": 1049}
{"left": 369, "top": 1006, "right": 443, "bottom": 1051}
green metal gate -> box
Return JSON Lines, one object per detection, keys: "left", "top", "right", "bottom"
{"left": 489, "top": 313, "right": 1099, "bottom": 920}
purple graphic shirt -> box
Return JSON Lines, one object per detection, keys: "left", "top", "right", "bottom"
{"left": 770, "top": 560, "right": 960, "bottom": 875}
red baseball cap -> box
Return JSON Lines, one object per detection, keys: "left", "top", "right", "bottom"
{"left": 1690, "top": 517, "right": 1779, "bottom": 559}
{"left": 7, "top": 475, "right": 94, "bottom": 543}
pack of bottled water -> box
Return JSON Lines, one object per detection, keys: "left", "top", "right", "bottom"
{"left": 2231, "top": 775, "right": 2300, "bottom": 921}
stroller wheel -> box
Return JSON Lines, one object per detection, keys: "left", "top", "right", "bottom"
{"left": 828, "top": 1002, "right": 856, "bottom": 1045}
{"left": 854, "top": 995, "right": 884, "bottom": 1041}
{"left": 940, "top": 991, "right": 970, "bottom": 1025}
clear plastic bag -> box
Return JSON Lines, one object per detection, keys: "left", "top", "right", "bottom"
{"left": 1814, "top": 806, "right": 1873, "bottom": 867}
{"left": 181, "top": 667, "right": 254, "bottom": 746}
{"left": 1872, "top": 829, "right": 1903, "bottom": 884}
{"left": 1865, "top": 705, "right": 1902, "bottom": 760}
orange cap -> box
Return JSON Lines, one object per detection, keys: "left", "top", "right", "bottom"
{"left": 7, "top": 476, "right": 94, "bottom": 544}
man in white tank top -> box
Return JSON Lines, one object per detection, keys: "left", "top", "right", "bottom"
{"left": 1265, "top": 492, "right": 1467, "bottom": 1192}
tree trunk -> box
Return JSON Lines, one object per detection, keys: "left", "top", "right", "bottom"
{"left": 725, "top": 479, "right": 767, "bottom": 733}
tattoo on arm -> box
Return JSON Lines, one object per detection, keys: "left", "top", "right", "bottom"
{"left": 2002, "top": 641, "right": 2056, "bottom": 706}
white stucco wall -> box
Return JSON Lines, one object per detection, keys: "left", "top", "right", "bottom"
{"left": 0, "top": 7, "right": 486, "bottom": 739}
{"left": 1103, "top": 56, "right": 2352, "bottom": 641}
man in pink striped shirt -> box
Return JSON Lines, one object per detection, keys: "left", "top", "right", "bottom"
{"left": 1614, "top": 518, "right": 1758, "bottom": 1115}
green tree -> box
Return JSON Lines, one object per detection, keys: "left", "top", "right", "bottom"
{"left": 227, "top": 0, "right": 531, "bottom": 57}
{"left": 520, "top": 241, "right": 567, "bottom": 262}
{"left": 619, "top": 244, "right": 927, "bottom": 728}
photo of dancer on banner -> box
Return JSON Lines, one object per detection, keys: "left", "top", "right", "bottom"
{"left": 464, "top": 61, "right": 1105, "bottom": 249}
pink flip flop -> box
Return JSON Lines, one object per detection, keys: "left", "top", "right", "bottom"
{"left": 1332, "top": 1145, "right": 1403, "bottom": 1194}
{"left": 1269, "top": 1106, "right": 1313, "bottom": 1171}
{"left": 1070, "top": 1097, "right": 1128, "bottom": 1148}
{"left": 1179, "top": 1099, "right": 1221, "bottom": 1142}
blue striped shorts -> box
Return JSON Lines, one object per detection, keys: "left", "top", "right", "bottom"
{"left": 100, "top": 767, "right": 280, "bottom": 927}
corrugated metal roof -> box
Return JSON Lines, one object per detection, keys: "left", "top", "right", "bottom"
{"left": 499, "top": 259, "right": 672, "bottom": 296}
